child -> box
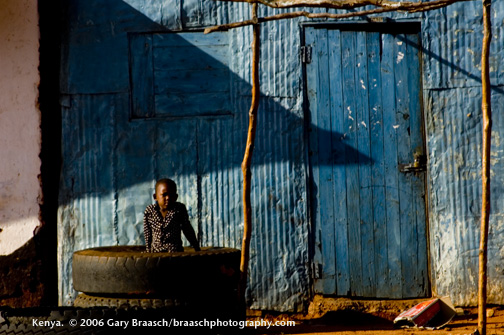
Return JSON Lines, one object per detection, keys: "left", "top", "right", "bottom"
{"left": 143, "top": 178, "right": 201, "bottom": 252}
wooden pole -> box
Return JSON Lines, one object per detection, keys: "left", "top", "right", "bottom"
{"left": 239, "top": 3, "right": 261, "bottom": 305}
{"left": 478, "top": 0, "right": 492, "bottom": 334}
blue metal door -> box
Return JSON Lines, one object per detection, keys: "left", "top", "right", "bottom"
{"left": 305, "top": 24, "right": 428, "bottom": 298}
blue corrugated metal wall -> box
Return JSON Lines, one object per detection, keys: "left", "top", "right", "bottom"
{"left": 58, "top": 0, "right": 309, "bottom": 310}
{"left": 422, "top": 4, "right": 504, "bottom": 306}
{"left": 58, "top": 0, "right": 504, "bottom": 309}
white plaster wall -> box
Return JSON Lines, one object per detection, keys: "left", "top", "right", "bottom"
{"left": 0, "top": 0, "right": 42, "bottom": 255}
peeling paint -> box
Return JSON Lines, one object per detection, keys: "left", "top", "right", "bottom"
{"left": 397, "top": 51, "right": 405, "bottom": 63}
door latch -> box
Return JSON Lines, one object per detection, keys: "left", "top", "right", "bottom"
{"left": 399, "top": 152, "right": 427, "bottom": 173}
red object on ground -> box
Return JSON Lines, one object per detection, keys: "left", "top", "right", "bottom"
{"left": 394, "top": 297, "right": 456, "bottom": 329}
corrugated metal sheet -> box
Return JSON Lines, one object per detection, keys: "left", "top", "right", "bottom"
{"left": 425, "top": 87, "right": 504, "bottom": 305}
{"left": 58, "top": 0, "right": 310, "bottom": 310}
{"left": 58, "top": 0, "right": 504, "bottom": 309}
{"left": 421, "top": 3, "right": 504, "bottom": 306}
{"left": 58, "top": 93, "right": 120, "bottom": 303}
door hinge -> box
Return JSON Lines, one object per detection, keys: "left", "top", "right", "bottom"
{"left": 313, "top": 262, "right": 322, "bottom": 279}
{"left": 60, "top": 94, "right": 72, "bottom": 108}
{"left": 300, "top": 46, "right": 312, "bottom": 64}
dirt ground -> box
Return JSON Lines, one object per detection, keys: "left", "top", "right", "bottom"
{"left": 245, "top": 295, "right": 504, "bottom": 335}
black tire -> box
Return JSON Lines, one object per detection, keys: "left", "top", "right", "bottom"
{"left": 0, "top": 307, "right": 119, "bottom": 335}
{"left": 72, "top": 246, "right": 240, "bottom": 301}
{"left": 0, "top": 322, "right": 97, "bottom": 335}
{"left": 73, "top": 293, "right": 187, "bottom": 309}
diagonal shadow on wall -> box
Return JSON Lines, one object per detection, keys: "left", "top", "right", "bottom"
{"left": 55, "top": 0, "right": 375, "bottom": 309}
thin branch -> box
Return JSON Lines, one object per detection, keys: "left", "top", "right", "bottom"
{"left": 478, "top": 0, "right": 492, "bottom": 334}
{"left": 239, "top": 3, "right": 260, "bottom": 306}
{"left": 214, "top": 0, "right": 471, "bottom": 9}
{"left": 205, "top": 0, "right": 473, "bottom": 33}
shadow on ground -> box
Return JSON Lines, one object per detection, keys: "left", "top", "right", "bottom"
{"left": 246, "top": 310, "right": 393, "bottom": 334}
{"left": 245, "top": 307, "right": 504, "bottom": 335}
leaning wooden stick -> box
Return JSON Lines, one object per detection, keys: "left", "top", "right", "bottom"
{"left": 478, "top": 0, "right": 492, "bottom": 334}
{"left": 240, "top": 3, "right": 261, "bottom": 304}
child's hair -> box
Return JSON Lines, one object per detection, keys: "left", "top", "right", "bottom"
{"left": 155, "top": 178, "right": 177, "bottom": 194}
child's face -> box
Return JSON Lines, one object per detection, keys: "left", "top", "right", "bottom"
{"left": 154, "top": 182, "right": 177, "bottom": 211}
